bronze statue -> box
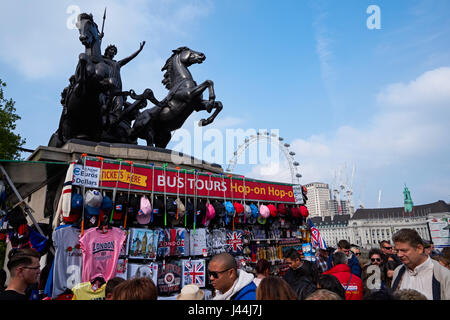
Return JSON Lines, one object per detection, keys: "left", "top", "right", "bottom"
{"left": 129, "top": 47, "right": 223, "bottom": 148}
{"left": 48, "top": 11, "right": 223, "bottom": 149}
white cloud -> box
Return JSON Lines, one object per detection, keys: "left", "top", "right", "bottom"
{"left": 0, "top": 0, "right": 214, "bottom": 80}
{"left": 243, "top": 67, "right": 450, "bottom": 205}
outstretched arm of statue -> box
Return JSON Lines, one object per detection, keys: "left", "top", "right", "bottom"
{"left": 118, "top": 41, "right": 146, "bottom": 67}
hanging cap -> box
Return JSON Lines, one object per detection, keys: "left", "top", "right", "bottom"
{"left": 233, "top": 202, "right": 244, "bottom": 214}
{"left": 205, "top": 203, "right": 216, "bottom": 220}
{"left": 136, "top": 196, "right": 152, "bottom": 225}
{"left": 175, "top": 198, "right": 186, "bottom": 217}
{"left": 259, "top": 204, "right": 270, "bottom": 218}
{"left": 85, "top": 190, "right": 103, "bottom": 216}
{"left": 300, "top": 205, "right": 309, "bottom": 218}
{"left": 250, "top": 204, "right": 259, "bottom": 218}
{"left": 267, "top": 204, "right": 277, "bottom": 217}
{"left": 277, "top": 203, "right": 287, "bottom": 215}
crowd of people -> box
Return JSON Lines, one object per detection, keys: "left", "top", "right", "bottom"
{"left": 0, "top": 228, "right": 449, "bottom": 300}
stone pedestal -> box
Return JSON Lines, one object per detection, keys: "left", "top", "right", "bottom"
{"left": 23, "top": 139, "right": 224, "bottom": 227}
{"left": 28, "top": 139, "right": 223, "bottom": 174}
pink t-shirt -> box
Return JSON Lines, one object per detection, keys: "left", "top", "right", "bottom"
{"left": 79, "top": 227, "right": 126, "bottom": 282}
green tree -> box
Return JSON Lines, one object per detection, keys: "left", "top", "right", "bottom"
{"left": 0, "top": 79, "right": 26, "bottom": 160}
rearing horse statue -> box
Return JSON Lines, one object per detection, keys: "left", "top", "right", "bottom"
{"left": 129, "top": 47, "right": 223, "bottom": 148}
{"left": 49, "top": 13, "right": 110, "bottom": 147}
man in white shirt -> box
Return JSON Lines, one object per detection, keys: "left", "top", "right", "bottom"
{"left": 391, "top": 229, "right": 450, "bottom": 300}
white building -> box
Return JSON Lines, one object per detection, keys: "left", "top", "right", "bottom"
{"left": 310, "top": 200, "right": 450, "bottom": 249}
{"left": 304, "top": 182, "right": 332, "bottom": 218}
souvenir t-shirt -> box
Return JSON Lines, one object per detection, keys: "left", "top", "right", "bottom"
{"left": 182, "top": 259, "right": 206, "bottom": 288}
{"left": 226, "top": 230, "right": 244, "bottom": 255}
{"left": 207, "top": 228, "right": 227, "bottom": 256}
{"left": 116, "top": 258, "right": 128, "bottom": 280}
{"left": 79, "top": 227, "right": 126, "bottom": 282}
{"left": 128, "top": 262, "right": 158, "bottom": 285}
{"left": 52, "top": 226, "right": 83, "bottom": 299}
{"left": 157, "top": 228, "right": 188, "bottom": 257}
{"left": 157, "top": 261, "right": 182, "bottom": 295}
{"left": 128, "top": 228, "right": 159, "bottom": 259}
{"left": 189, "top": 228, "right": 208, "bottom": 257}
{"left": 71, "top": 281, "right": 106, "bottom": 300}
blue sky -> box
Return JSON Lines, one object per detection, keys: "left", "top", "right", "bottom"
{"left": 1, "top": 0, "right": 449, "bottom": 209}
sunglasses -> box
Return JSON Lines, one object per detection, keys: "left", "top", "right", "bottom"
{"left": 208, "top": 268, "right": 231, "bottom": 279}
{"left": 371, "top": 258, "right": 381, "bottom": 262}
{"left": 355, "top": 252, "right": 361, "bottom": 256}
{"left": 22, "top": 266, "right": 41, "bottom": 270}
{"left": 383, "top": 246, "right": 393, "bottom": 250}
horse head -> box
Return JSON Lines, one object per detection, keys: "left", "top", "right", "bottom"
{"left": 161, "top": 47, "right": 206, "bottom": 90}
{"left": 76, "top": 13, "right": 100, "bottom": 49}
{"left": 176, "top": 47, "right": 206, "bottom": 67}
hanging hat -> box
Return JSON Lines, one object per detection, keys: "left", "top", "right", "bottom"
{"left": 224, "top": 201, "right": 235, "bottom": 216}
{"left": 259, "top": 205, "right": 270, "bottom": 219}
{"left": 291, "top": 206, "right": 301, "bottom": 218}
{"left": 128, "top": 195, "right": 140, "bottom": 215}
{"left": 85, "top": 190, "right": 103, "bottom": 216}
{"left": 204, "top": 202, "right": 216, "bottom": 225}
{"left": 175, "top": 198, "right": 186, "bottom": 217}
{"left": 233, "top": 202, "right": 244, "bottom": 215}
{"left": 247, "top": 214, "right": 257, "bottom": 224}
{"left": 257, "top": 216, "right": 267, "bottom": 225}
{"left": 166, "top": 198, "right": 178, "bottom": 216}
{"left": 185, "top": 199, "right": 194, "bottom": 215}
{"left": 64, "top": 193, "right": 82, "bottom": 223}
{"left": 176, "top": 284, "right": 204, "bottom": 300}
{"left": 250, "top": 204, "right": 259, "bottom": 218}
{"left": 136, "top": 196, "right": 152, "bottom": 225}
{"left": 277, "top": 203, "right": 287, "bottom": 215}
{"left": 300, "top": 205, "right": 309, "bottom": 218}
{"left": 112, "top": 194, "right": 127, "bottom": 221}
{"left": 267, "top": 204, "right": 277, "bottom": 217}
{"left": 212, "top": 200, "right": 225, "bottom": 217}
{"left": 244, "top": 204, "right": 252, "bottom": 219}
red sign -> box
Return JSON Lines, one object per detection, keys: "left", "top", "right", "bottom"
{"left": 83, "top": 159, "right": 296, "bottom": 203}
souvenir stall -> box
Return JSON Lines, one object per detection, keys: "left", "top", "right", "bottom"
{"left": 1, "top": 155, "right": 312, "bottom": 300}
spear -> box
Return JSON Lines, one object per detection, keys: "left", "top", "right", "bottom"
{"left": 100, "top": 7, "right": 107, "bottom": 38}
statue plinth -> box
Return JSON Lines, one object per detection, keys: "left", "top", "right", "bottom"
{"left": 29, "top": 139, "right": 223, "bottom": 174}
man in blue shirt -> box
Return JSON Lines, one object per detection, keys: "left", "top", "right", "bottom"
{"left": 327, "top": 240, "right": 361, "bottom": 278}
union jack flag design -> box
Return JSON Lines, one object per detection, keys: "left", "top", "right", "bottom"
{"left": 226, "top": 230, "right": 244, "bottom": 254}
{"left": 157, "top": 228, "right": 186, "bottom": 257}
{"left": 308, "top": 219, "right": 327, "bottom": 250}
{"left": 182, "top": 259, "right": 206, "bottom": 287}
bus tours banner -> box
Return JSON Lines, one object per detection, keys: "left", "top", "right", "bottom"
{"left": 72, "top": 158, "right": 296, "bottom": 204}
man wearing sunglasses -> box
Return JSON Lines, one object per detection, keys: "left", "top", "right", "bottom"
{"left": 0, "top": 248, "right": 41, "bottom": 300}
{"left": 380, "top": 240, "right": 401, "bottom": 265}
{"left": 209, "top": 253, "right": 256, "bottom": 300}
{"left": 327, "top": 240, "right": 361, "bottom": 278}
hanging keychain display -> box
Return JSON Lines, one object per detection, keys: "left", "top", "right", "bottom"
{"left": 193, "top": 169, "right": 198, "bottom": 235}
{"left": 163, "top": 163, "right": 168, "bottom": 227}
{"left": 242, "top": 175, "right": 246, "bottom": 224}
{"left": 184, "top": 169, "right": 188, "bottom": 227}
{"left": 123, "top": 161, "right": 133, "bottom": 229}
{"left": 110, "top": 159, "right": 123, "bottom": 224}
{"left": 228, "top": 175, "right": 235, "bottom": 231}
{"left": 150, "top": 163, "right": 155, "bottom": 223}
{"left": 221, "top": 173, "right": 227, "bottom": 226}
{"left": 80, "top": 153, "right": 87, "bottom": 236}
